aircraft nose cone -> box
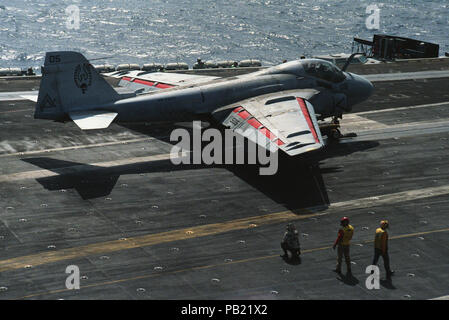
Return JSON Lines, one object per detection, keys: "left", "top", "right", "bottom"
{"left": 347, "top": 73, "right": 374, "bottom": 106}
{"left": 364, "top": 77, "right": 374, "bottom": 98}
{"left": 354, "top": 74, "right": 374, "bottom": 99}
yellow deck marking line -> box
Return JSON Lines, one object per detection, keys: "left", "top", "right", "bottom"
{"left": 0, "top": 108, "right": 33, "bottom": 114}
{"left": 15, "top": 227, "right": 449, "bottom": 300}
{"left": 0, "top": 210, "right": 321, "bottom": 273}
{"left": 1, "top": 184, "right": 448, "bottom": 273}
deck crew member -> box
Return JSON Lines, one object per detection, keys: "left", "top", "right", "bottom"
{"left": 281, "top": 223, "right": 301, "bottom": 259}
{"left": 372, "top": 220, "right": 394, "bottom": 279}
{"left": 333, "top": 217, "right": 354, "bottom": 275}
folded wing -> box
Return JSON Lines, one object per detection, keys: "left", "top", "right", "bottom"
{"left": 105, "top": 70, "right": 220, "bottom": 93}
{"left": 213, "top": 90, "right": 324, "bottom": 156}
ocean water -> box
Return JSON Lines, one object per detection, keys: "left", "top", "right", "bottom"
{"left": 0, "top": 0, "right": 448, "bottom": 69}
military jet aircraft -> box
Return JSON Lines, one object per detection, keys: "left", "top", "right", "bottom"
{"left": 34, "top": 51, "right": 373, "bottom": 156}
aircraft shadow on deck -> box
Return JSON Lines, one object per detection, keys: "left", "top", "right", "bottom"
{"left": 22, "top": 123, "right": 379, "bottom": 212}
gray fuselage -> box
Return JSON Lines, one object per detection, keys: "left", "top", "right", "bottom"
{"left": 75, "top": 59, "right": 373, "bottom": 123}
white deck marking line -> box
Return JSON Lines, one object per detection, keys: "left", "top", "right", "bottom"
{"left": 0, "top": 151, "right": 188, "bottom": 183}
{"left": 2, "top": 118, "right": 449, "bottom": 181}
{"left": 354, "top": 101, "right": 449, "bottom": 116}
{"left": 1, "top": 101, "right": 448, "bottom": 157}
{"left": 0, "top": 91, "right": 38, "bottom": 101}
{"left": 19, "top": 94, "right": 37, "bottom": 102}
{"left": 0, "top": 136, "right": 169, "bottom": 158}
{"left": 364, "top": 70, "right": 449, "bottom": 82}
{"left": 430, "top": 295, "right": 449, "bottom": 300}
{"left": 353, "top": 118, "right": 449, "bottom": 136}
{"left": 330, "top": 184, "right": 449, "bottom": 211}
{"left": 339, "top": 114, "right": 389, "bottom": 131}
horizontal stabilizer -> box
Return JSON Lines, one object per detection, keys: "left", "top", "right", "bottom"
{"left": 69, "top": 111, "right": 118, "bottom": 130}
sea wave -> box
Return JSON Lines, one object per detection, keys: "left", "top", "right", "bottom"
{"left": 0, "top": 0, "right": 447, "bottom": 68}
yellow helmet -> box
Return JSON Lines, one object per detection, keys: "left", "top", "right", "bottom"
{"left": 380, "top": 220, "right": 389, "bottom": 228}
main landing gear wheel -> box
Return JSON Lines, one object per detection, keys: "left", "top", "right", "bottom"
{"left": 320, "top": 117, "right": 358, "bottom": 143}
{"left": 320, "top": 117, "right": 343, "bottom": 142}
{"left": 330, "top": 128, "right": 342, "bottom": 141}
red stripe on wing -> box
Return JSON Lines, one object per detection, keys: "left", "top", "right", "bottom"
{"left": 247, "top": 118, "right": 262, "bottom": 129}
{"left": 259, "top": 127, "right": 276, "bottom": 140}
{"left": 237, "top": 110, "right": 250, "bottom": 120}
{"left": 275, "top": 139, "right": 285, "bottom": 146}
{"left": 134, "top": 79, "right": 155, "bottom": 86}
{"left": 155, "top": 83, "right": 174, "bottom": 89}
{"left": 233, "top": 107, "right": 285, "bottom": 147}
{"left": 296, "top": 97, "right": 319, "bottom": 144}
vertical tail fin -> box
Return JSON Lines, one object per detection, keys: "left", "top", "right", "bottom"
{"left": 35, "top": 51, "right": 120, "bottom": 121}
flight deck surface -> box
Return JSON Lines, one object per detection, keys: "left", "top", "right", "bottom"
{"left": 0, "top": 61, "right": 448, "bottom": 300}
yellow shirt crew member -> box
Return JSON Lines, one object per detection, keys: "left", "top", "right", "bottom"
{"left": 374, "top": 226, "right": 388, "bottom": 253}
{"left": 333, "top": 217, "right": 354, "bottom": 275}
{"left": 372, "top": 220, "right": 394, "bottom": 279}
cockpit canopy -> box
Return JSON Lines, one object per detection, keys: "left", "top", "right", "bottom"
{"left": 303, "top": 60, "right": 346, "bottom": 83}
